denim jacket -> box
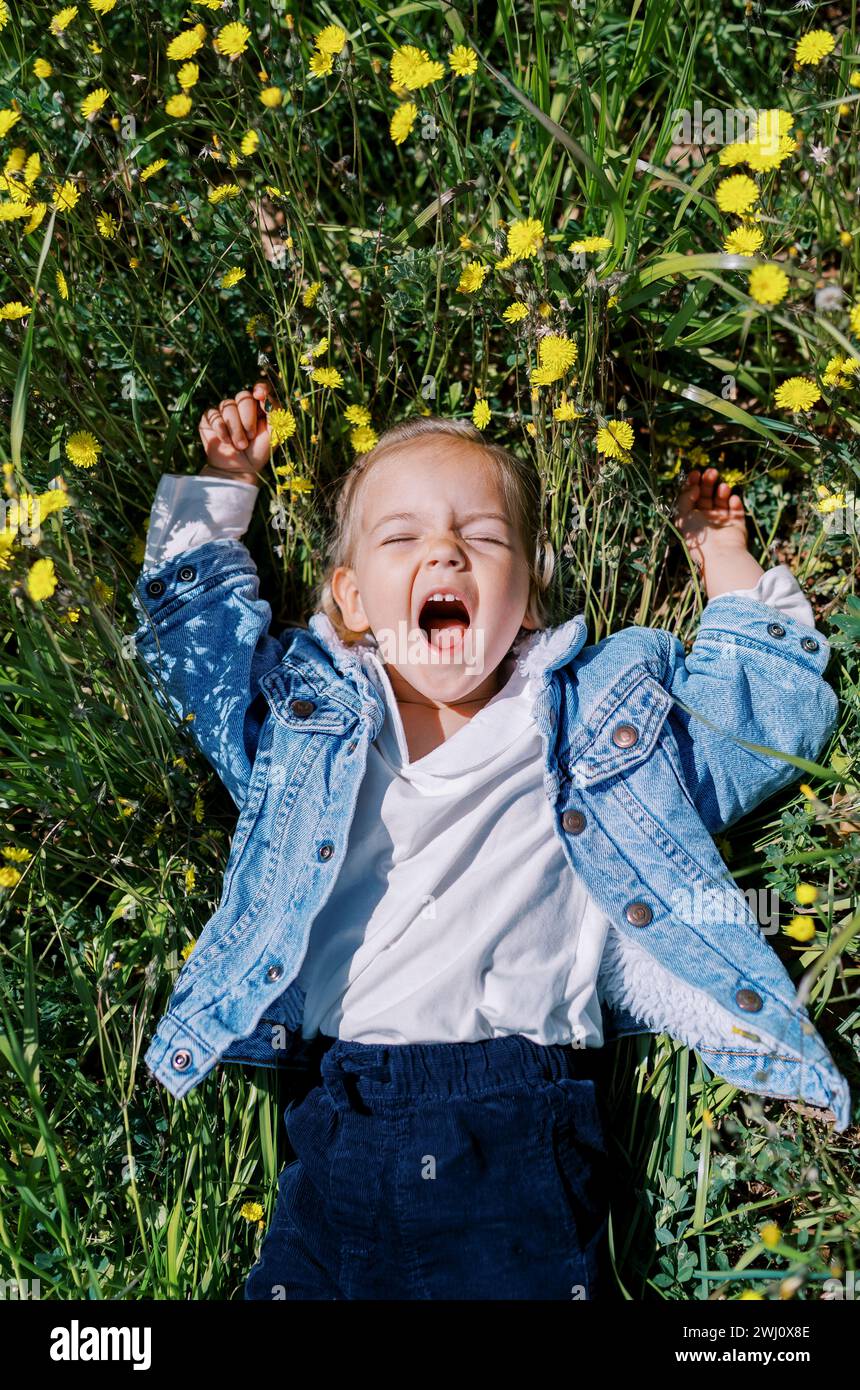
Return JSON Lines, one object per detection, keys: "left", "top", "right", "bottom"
{"left": 131, "top": 538, "right": 851, "bottom": 1130}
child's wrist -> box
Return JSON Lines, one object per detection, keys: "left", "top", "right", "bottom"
{"left": 699, "top": 542, "right": 765, "bottom": 597}
{"left": 199, "top": 464, "right": 263, "bottom": 487}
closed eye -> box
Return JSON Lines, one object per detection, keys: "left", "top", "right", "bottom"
{"left": 381, "top": 535, "right": 507, "bottom": 545}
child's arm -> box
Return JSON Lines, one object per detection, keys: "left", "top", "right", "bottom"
{"left": 131, "top": 383, "right": 290, "bottom": 812}
{"left": 660, "top": 468, "right": 839, "bottom": 834}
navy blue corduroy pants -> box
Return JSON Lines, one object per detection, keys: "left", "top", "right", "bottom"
{"left": 244, "top": 1033, "right": 611, "bottom": 1301}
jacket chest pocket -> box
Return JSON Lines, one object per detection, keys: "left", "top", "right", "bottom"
{"left": 563, "top": 671, "right": 673, "bottom": 789}
{"left": 258, "top": 662, "right": 361, "bottom": 738}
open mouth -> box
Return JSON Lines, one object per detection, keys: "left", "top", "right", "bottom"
{"left": 418, "top": 591, "right": 472, "bottom": 650}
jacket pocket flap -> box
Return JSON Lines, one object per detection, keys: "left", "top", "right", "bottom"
{"left": 258, "top": 664, "right": 360, "bottom": 735}
{"left": 566, "top": 671, "right": 673, "bottom": 786}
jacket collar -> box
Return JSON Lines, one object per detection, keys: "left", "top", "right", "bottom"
{"left": 307, "top": 611, "right": 590, "bottom": 686}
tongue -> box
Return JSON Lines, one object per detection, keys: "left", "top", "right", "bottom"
{"left": 426, "top": 618, "right": 467, "bottom": 648}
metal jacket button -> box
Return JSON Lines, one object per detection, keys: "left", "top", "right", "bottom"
{"left": 266, "top": 964, "right": 283, "bottom": 981}
{"left": 291, "top": 698, "right": 316, "bottom": 718}
{"left": 561, "top": 809, "right": 586, "bottom": 834}
{"left": 146, "top": 579, "right": 165, "bottom": 597}
{"left": 736, "top": 988, "right": 763, "bottom": 1012}
{"left": 177, "top": 565, "right": 196, "bottom": 582}
{"left": 767, "top": 622, "right": 785, "bottom": 638}
{"left": 612, "top": 723, "right": 639, "bottom": 748}
{"left": 318, "top": 841, "right": 334, "bottom": 860}
{"left": 171, "top": 1048, "right": 192, "bottom": 1071}
{"left": 625, "top": 901, "right": 652, "bottom": 927}
{"left": 800, "top": 636, "right": 819, "bottom": 652}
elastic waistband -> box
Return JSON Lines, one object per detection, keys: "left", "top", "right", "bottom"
{"left": 318, "top": 1033, "right": 602, "bottom": 1103}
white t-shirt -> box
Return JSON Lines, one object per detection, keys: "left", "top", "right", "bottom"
{"left": 144, "top": 473, "right": 820, "bottom": 1046}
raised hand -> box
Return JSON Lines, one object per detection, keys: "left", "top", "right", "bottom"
{"left": 674, "top": 467, "right": 750, "bottom": 574}
{"left": 198, "top": 381, "right": 280, "bottom": 485}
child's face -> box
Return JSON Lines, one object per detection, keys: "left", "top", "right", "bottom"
{"left": 330, "top": 437, "right": 540, "bottom": 703}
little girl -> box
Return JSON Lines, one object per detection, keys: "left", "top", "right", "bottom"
{"left": 134, "top": 381, "right": 848, "bottom": 1301}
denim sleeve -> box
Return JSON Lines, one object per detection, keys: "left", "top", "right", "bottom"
{"left": 130, "top": 537, "right": 289, "bottom": 811}
{"left": 658, "top": 593, "right": 840, "bottom": 835}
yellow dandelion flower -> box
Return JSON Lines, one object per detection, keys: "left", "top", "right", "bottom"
{"left": 785, "top": 915, "right": 816, "bottom": 942}
{"left": 259, "top": 86, "right": 282, "bottom": 108}
{"left": 96, "top": 210, "right": 118, "bottom": 238}
{"left": 268, "top": 408, "right": 297, "bottom": 446}
{"left": 759, "top": 1222, "right": 782, "bottom": 1249}
{"left": 309, "top": 50, "right": 334, "bottom": 78}
{"left": 220, "top": 266, "right": 245, "bottom": 288}
{"left": 390, "top": 44, "right": 445, "bottom": 90}
{"left": 177, "top": 62, "right": 199, "bottom": 90}
{"left": 303, "top": 280, "right": 322, "bottom": 307}
{"left": 314, "top": 24, "right": 348, "bottom": 56}
{"left": 65, "top": 430, "right": 102, "bottom": 467}
{"left": 33, "top": 57, "right": 53, "bottom": 79}
{"left": 165, "top": 93, "right": 192, "bottom": 118}
{"left": 472, "top": 399, "right": 491, "bottom": 429}
{"left": 794, "top": 30, "right": 836, "bottom": 67}
{"left": 2, "top": 846, "right": 32, "bottom": 861}
{"left": 723, "top": 224, "right": 764, "bottom": 255}
{"left": 554, "top": 399, "right": 584, "bottom": 421}
{"left": 823, "top": 354, "right": 849, "bottom": 388}
{"left": 90, "top": 0, "right": 117, "bottom": 12}
{"left": 389, "top": 102, "right": 418, "bottom": 146}
{"left": 748, "top": 263, "right": 789, "bottom": 306}
{"left": 596, "top": 419, "right": 634, "bottom": 458}
{"left": 773, "top": 376, "right": 820, "bottom": 411}
{"left": 56, "top": 268, "right": 68, "bottom": 299}
{"left": 50, "top": 6, "right": 78, "bottom": 35}
{"left": 214, "top": 22, "right": 252, "bottom": 58}
{"left": 351, "top": 424, "right": 378, "bottom": 453}
{"left": 528, "top": 334, "right": 578, "bottom": 385}
{"left": 208, "top": 183, "right": 241, "bottom": 204}
{"left": 795, "top": 883, "right": 819, "bottom": 905}
{"left": 502, "top": 302, "right": 528, "bottom": 323}
{"left": 81, "top": 87, "right": 109, "bottom": 120}
{"left": 311, "top": 366, "right": 343, "bottom": 388}
{"left": 140, "top": 158, "right": 167, "bottom": 182}
{"left": 0, "top": 301, "right": 32, "bottom": 319}
{"left": 166, "top": 25, "right": 206, "bottom": 61}
{"left": 568, "top": 235, "right": 612, "bottom": 252}
{"left": 240, "top": 1201, "right": 264, "bottom": 1223}
{"left": 25, "top": 556, "right": 58, "bottom": 601}
{"left": 506, "top": 216, "right": 545, "bottom": 261}
{"left": 715, "top": 173, "right": 759, "bottom": 215}
{"left": 240, "top": 129, "right": 259, "bottom": 155}
{"left": 23, "top": 202, "right": 46, "bottom": 233}
{"left": 449, "top": 45, "right": 478, "bottom": 77}
{"left": 23, "top": 151, "right": 40, "bottom": 184}
{"left": 0, "top": 866, "right": 22, "bottom": 888}
{"left": 457, "top": 260, "right": 489, "bottom": 294}
{"left": 0, "top": 107, "right": 21, "bottom": 138}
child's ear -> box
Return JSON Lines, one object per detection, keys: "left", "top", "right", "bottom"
{"left": 519, "top": 591, "right": 542, "bottom": 632}
{"left": 330, "top": 565, "right": 370, "bottom": 634}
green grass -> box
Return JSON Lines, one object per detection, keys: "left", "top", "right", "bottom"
{"left": 0, "top": 0, "right": 858, "bottom": 1299}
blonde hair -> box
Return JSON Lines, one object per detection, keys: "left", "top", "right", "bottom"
{"left": 312, "top": 416, "right": 556, "bottom": 645}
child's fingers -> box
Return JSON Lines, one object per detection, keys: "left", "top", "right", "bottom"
{"left": 200, "top": 408, "right": 231, "bottom": 447}
{"left": 219, "top": 399, "right": 250, "bottom": 450}
{"left": 252, "top": 379, "right": 280, "bottom": 413}
{"left": 233, "top": 389, "right": 261, "bottom": 439}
